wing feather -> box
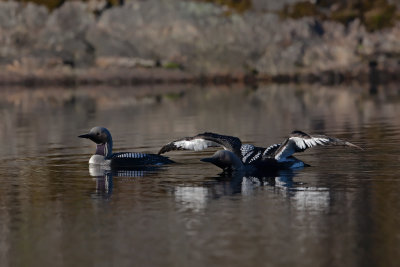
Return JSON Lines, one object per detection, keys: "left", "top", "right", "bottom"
{"left": 158, "top": 132, "right": 242, "bottom": 157}
{"left": 274, "top": 130, "right": 361, "bottom": 162}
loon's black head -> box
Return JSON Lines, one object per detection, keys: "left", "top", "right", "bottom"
{"left": 201, "top": 150, "right": 244, "bottom": 171}
{"left": 79, "top": 127, "right": 113, "bottom": 157}
{"left": 79, "top": 126, "right": 112, "bottom": 144}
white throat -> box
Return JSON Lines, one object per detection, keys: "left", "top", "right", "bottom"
{"left": 89, "top": 155, "right": 111, "bottom": 166}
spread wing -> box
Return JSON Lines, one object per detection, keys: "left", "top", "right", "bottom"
{"left": 274, "top": 130, "right": 361, "bottom": 162}
{"left": 262, "top": 143, "right": 281, "bottom": 157}
{"left": 158, "top": 132, "right": 243, "bottom": 157}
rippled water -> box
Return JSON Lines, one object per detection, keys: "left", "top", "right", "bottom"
{"left": 0, "top": 84, "right": 400, "bottom": 266}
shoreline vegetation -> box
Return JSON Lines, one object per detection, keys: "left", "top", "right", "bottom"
{"left": 1, "top": 0, "right": 399, "bottom": 87}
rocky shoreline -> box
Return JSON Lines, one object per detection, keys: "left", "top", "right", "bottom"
{"left": 1, "top": 66, "right": 398, "bottom": 87}
{"left": 0, "top": 0, "right": 399, "bottom": 86}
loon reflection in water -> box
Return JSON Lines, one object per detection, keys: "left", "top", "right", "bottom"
{"left": 210, "top": 168, "right": 297, "bottom": 195}
{"left": 173, "top": 170, "right": 330, "bottom": 213}
{"left": 88, "top": 164, "right": 163, "bottom": 199}
{"left": 89, "top": 162, "right": 329, "bottom": 213}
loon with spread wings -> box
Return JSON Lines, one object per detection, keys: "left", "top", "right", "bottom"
{"left": 158, "top": 131, "right": 361, "bottom": 171}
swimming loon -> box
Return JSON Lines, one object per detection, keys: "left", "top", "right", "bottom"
{"left": 79, "top": 126, "right": 173, "bottom": 168}
{"left": 201, "top": 150, "right": 246, "bottom": 173}
{"left": 158, "top": 131, "right": 361, "bottom": 171}
{"left": 201, "top": 150, "right": 298, "bottom": 179}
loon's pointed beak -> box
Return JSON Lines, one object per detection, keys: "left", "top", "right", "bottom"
{"left": 78, "top": 133, "right": 91, "bottom": 139}
{"left": 78, "top": 132, "right": 105, "bottom": 144}
{"left": 200, "top": 157, "right": 215, "bottom": 163}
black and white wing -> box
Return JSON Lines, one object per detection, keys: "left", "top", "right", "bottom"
{"left": 158, "top": 132, "right": 243, "bottom": 157}
{"left": 262, "top": 143, "right": 281, "bottom": 157}
{"left": 239, "top": 142, "right": 282, "bottom": 164}
{"left": 273, "top": 130, "right": 361, "bottom": 162}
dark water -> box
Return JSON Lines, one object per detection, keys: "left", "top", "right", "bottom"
{"left": 0, "top": 84, "right": 399, "bottom": 267}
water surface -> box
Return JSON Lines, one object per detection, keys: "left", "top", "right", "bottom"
{"left": 0, "top": 84, "right": 399, "bottom": 267}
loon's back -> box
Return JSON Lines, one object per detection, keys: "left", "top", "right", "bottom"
{"left": 110, "top": 152, "right": 174, "bottom": 168}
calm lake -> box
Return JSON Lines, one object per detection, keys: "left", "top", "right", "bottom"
{"left": 0, "top": 84, "right": 399, "bottom": 267}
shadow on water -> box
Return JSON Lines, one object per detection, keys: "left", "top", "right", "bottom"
{"left": 90, "top": 166, "right": 300, "bottom": 199}
{"left": 205, "top": 169, "right": 298, "bottom": 196}
{"left": 88, "top": 163, "right": 333, "bottom": 219}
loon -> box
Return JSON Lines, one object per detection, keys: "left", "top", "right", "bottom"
{"left": 158, "top": 131, "right": 361, "bottom": 171}
{"left": 201, "top": 150, "right": 246, "bottom": 173}
{"left": 79, "top": 126, "right": 173, "bottom": 168}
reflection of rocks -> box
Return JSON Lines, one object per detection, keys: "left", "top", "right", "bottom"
{"left": 0, "top": 1, "right": 399, "bottom": 84}
{"left": 1, "top": 83, "right": 400, "bottom": 136}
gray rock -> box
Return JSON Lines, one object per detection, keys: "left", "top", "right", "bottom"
{"left": 0, "top": 0, "right": 399, "bottom": 77}
{"left": 0, "top": 1, "right": 48, "bottom": 63}
{"left": 37, "top": 2, "right": 96, "bottom": 67}
{"left": 251, "top": 0, "right": 306, "bottom": 12}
